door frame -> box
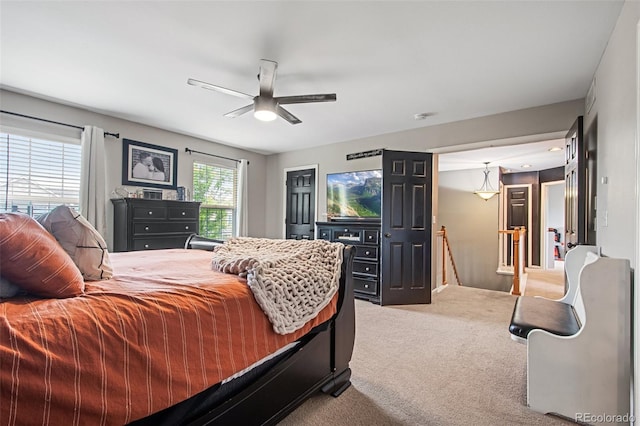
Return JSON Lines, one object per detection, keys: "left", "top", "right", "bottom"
{"left": 500, "top": 183, "right": 533, "bottom": 268}
{"left": 282, "top": 164, "right": 319, "bottom": 239}
{"left": 634, "top": 20, "right": 640, "bottom": 419}
{"left": 540, "top": 180, "right": 564, "bottom": 270}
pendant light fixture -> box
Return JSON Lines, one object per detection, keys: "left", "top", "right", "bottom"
{"left": 474, "top": 162, "right": 500, "bottom": 201}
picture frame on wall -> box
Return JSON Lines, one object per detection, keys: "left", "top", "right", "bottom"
{"left": 122, "top": 138, "right": 178, "bottom": 189}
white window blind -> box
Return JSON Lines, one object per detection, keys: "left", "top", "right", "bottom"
{"left": 0, "top": 132, "right": 81, "bottom": 217}
{"left": 193, "top": 161, "right": 237, "bottom": 240}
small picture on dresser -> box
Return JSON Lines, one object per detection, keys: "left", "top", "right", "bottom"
{"left": 122, "top": 138, "right": 178, "bottom": 189}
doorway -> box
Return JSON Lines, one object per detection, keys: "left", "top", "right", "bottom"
{"left": 541, "top": 180, "right": 565, "bottom": 270}
{"left": 437, "top": 137, "right": 566, "bottom": 290}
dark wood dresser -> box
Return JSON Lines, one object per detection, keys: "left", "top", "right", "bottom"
{"left": 111, "top": 198, "right": 201, "bottom": 252}
{"left": 316, "top": 220, "right": 381, "bottom": 303}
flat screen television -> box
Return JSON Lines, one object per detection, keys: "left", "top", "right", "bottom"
{"left": 327, "top": 169, "right": 382, "bottom": 220}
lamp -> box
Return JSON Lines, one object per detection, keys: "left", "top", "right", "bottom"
{"left": 253, "top": 97, "right": 277, "bottom": 122}
{"left": 473, "top": 162, "right": 499, "bottom": 201}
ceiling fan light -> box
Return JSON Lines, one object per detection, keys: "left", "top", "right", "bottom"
{"left": 254, "top": 97, "right": 277, "bottom": 121}
{"left": 254, "top": 109, "right": 277, "bottom": 121}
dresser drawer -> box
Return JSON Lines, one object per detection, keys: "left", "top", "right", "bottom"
{"left": 353, "top": 277, "right": 378, "bottom": 295}
{"left": 354, "top": 245, "right": 378, "bottom": 260}
{"left": 133, "top": 206, "right": 167, "bottom": 220}
{"left": 134, "top": 221, "right": 198, "bottom": 235}
{"left": 168, "top": 206, "right": 199, "bottom": 220}
{"left": 363, "top": 229, "right": 379, "bottom": 244}
{"left": 133, "top": 236, "right": 191, "bottom": 251}
{"left": 353, "top": 260, "right": 378, "bottom": 277}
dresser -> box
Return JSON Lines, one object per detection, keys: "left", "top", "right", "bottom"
{"left": 111, "top": 198, "right": 201, "bottom": 252}
{"left": 316, "top": 221, "right": 381, "bottom": 303}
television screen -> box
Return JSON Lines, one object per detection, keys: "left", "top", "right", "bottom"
{"left": 327, "top": 170, "right": 382, "bottom": 218}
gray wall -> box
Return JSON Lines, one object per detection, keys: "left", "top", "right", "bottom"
{"left": 584, "top": 1, "right": 638, "bottom": 265}
{"left": 580, "top": 0, "right": 638, "bottom": 412}
{"left": 0, "top": 89, "right": 270, "bottom": 248}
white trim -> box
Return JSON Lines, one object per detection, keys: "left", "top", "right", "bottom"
{"left": 633, "top": 18, "right": 640, "bottom": 424}
{"left": 430, "top": 131, "right": 567, "bottom": 155}
{"left": 0, "top": 124, "right": 81, "bottom": 145}
{"left": 282, "top": 164, "right": 319, "bottom": 239}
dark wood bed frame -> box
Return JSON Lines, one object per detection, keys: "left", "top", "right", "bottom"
{"left": 159, "top": 237, "right": 356, "bottom": 425}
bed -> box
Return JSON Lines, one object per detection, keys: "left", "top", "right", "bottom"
{"left": 0, "top": 212, "right": 356, "bottom": 426}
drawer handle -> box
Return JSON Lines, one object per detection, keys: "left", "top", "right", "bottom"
{"left": 181, "top": 211, "right": 186, "bottom": 216}
{"left": 365, "top": 251, "right": 370, "bottom": 255}
{"left": 144, "top": 244, "right": 150, "bottom": 248}
{"left": 144, "top": 226, "right": 150, "bottom": 231}
{"left": 185, "top": 225, "right": 190, "bottom": 230}
{"left": 148, "top": 211, "right": 153, "bottom": 215}
{"left": 365, "top": 267, "right": 370, "bottom": 272}
{"left": 364, "top": 284, "right": 369, "bottom": 288}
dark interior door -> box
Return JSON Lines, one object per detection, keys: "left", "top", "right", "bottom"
{"left": 506, "top": 186, "right": 529, "bottom": 265}
{"left": 381, "top": 150, "right": 433, "bottom": 305}
{"left": 584, "top": 117, "right": 597, "bottom": 245}
{"left": 286, "top": 168, "right": 316, "bottom": 240}
{"left": 564, "top": 116, "right": 585, "bottom": 250}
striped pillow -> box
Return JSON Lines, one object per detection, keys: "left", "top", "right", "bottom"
{"left": 0, "top": 213, "right": 84, "bottom": 298}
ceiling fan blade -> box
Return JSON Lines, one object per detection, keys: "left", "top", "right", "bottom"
{"left": 224, "top": 104, "right": 254, "bottom": 118}
{"left": 258, "top": 60, "right": 277, "bottom": 97}
{"left": 276, "top": 106, "right": 302, "bottom": 125}
{"left": 275, "top": 94, "right": 337, "bottom": 105}
{"left": 187, "top": 78, "right": 253, "bottom": 100}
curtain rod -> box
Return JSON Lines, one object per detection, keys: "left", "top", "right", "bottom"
{"left": 0, "top": 110, "right": 120, "bottom": 138}
{"left": 185, "top": 147, "right": 243, "bottom": 164}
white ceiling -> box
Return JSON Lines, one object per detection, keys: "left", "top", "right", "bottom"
{"left": 0, "top": 1, "right": 623, "bottom": 159}
{"left": 438, "top": 138, "right": 566, "bottom": 172}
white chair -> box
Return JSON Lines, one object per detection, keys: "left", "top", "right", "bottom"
{"left": 527, "top": 248, "right": 631, "bottom": 423}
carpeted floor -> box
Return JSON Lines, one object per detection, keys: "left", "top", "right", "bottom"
{"left": 279, "top": 284, "right": 574, "bottom": 425}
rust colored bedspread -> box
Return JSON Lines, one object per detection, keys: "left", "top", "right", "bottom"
{"left": 0, "top": 249, "right": 337, "bottom": 426}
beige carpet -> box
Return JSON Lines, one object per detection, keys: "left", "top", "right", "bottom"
{"left": 524, "top": 266, "right": 565, "bottom": 299}
{"left": 279, "top": 285, "right": 573, "bottom": 425}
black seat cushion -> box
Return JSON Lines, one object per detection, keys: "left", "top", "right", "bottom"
{"left": 509, "top": 296, "right": 580, "bottom": 339}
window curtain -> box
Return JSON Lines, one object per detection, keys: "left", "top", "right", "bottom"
{"left": 235, "top": 159, "right": 249, "bottom": 237}
{"left": 79, "top": 126, "right": 107, "bottom": 237}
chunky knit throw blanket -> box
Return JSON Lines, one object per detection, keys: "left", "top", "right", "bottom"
{"left": 211, "top": 237, "right": 344, "bottom": 335}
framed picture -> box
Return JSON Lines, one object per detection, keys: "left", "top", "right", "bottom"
{"left": 122, "top": 138, "right": 178, "bottom": 189}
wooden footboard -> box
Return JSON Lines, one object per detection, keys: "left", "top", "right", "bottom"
{"left": 186, "top": 245, "right": 356, "bottom": 426}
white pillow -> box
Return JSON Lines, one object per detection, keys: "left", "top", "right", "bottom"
{"left": 38, "top": 206, "right": 113, "bottom": 281}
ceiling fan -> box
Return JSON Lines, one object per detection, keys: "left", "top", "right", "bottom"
{"left": 187, "top": 59, "right": 336, "bottom": 125}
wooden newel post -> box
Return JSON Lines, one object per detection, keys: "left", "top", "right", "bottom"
{"left": 512, "top": 227, "right": 521, "bottom": 296}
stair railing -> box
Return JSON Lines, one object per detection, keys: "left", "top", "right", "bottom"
{"left": 435, "top": 226, "right": 461, "bottom": 287}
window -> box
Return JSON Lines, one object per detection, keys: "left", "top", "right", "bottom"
{"left": 0, "top": 132, "right": 81, "bottom": 217}
{"left": 193, "top": 161, "right": 237, "bottom": 240}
